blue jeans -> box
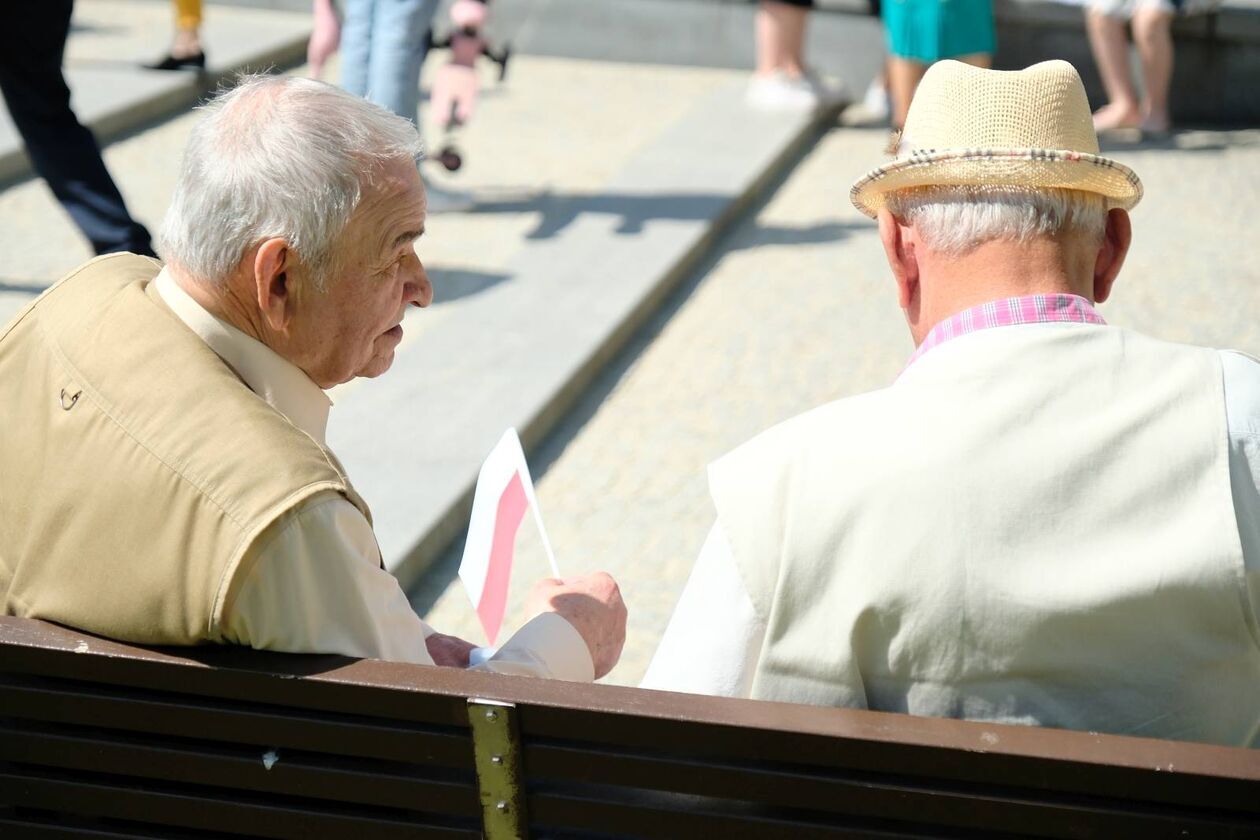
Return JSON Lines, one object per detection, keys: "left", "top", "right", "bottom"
{"left": 340, "top": 0, "right": 438, "bottom": 126}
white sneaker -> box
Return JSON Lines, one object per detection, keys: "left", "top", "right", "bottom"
{"left": 746, "top": 72, "right": 819, "bottom": 112}
{"left": 862, "top": 78, "right": 890, "bottom": 121}
{"left": 423, "top": 180, "right": 475, "bottom": 213}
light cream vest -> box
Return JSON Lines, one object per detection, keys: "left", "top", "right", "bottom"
{"left": 0, "top": 254, "right": 373, "bottom": 645}
{"left": 710, "top": 323, "right": 1260, "bottom": 746}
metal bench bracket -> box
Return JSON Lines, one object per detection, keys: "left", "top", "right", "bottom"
{"left": 468, "top": 698, "right": 528, "bottom": 838}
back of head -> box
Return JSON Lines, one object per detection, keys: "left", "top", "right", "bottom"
{"left": 159, "top": 75, "right": 425, "bottom": 290}
{"left": 850, "top": 60, "right": 1142, "bottom": 257}
{"left": 885, "top": 185, "right": 1106, "bottom": 257}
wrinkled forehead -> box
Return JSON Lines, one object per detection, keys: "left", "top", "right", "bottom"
{"left": 345, "top": 158, "right": 426, "bottom": 245}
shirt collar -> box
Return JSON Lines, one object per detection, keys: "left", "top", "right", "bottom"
{"left": 154, "top": 267, "right": 333, "bottom": 446}
{"left": 905, "top": 293, "right": 1107, "bottom": 370}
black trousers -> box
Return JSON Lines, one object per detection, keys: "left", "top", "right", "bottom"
{"left": 0, "top": 0, "right": 154, "bottom": 256}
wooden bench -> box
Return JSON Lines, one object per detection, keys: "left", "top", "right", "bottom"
{"left": 2, "top": 616, "right": 1258, "bottom": 838}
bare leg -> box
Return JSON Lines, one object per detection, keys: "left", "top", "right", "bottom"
{"left": 171, "top": 27, "right": 201, "bottom": 58}
{"left": 1132, "top": 7, "right": 1174, "bottom": 131}
{"left": 956, "top": 52, "right": 992, "bottom": 69}
{"left": 756, "top": 1, "right": 809, "bottom": 79}
{"left": 1086, "top": 10, "right": 1141, "bottom": 130}
{"left": 887, "top": 56, "right": 927, "bottom": 129}
{"left": 171, "top": 0, "right": 203, "bottom": 58}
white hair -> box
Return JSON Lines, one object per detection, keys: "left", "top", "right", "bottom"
{"left": 159, "top": 74, "right": 424, "bottom": 290}
{"left": 884, "top": 187, "right": 1107, "bottom": 257}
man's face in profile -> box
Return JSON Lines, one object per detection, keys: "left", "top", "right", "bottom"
{"left": 288, "top": 159, "right": 433, "bottom": 389}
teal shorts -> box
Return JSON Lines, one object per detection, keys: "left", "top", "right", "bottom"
{"left": 882, "top": 0, "right": 996, "bottom": 63}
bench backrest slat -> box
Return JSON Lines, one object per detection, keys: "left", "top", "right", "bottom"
{"left": 3, "top": 617, "right": 1258, "bottom": 838}
{"left": 520, "top": 740, "right": 1256, "bottom": 837}
{"left": 2, "top": 768, "right": 479, "bottom": 839}
{"left": 2, "top": 719, "right": 477, "bottom": 816}
{"left": 0, "top": 673, "right": 472, "bottom": 767}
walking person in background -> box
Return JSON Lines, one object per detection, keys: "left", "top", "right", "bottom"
{"left": 145, "top": 0, "right": 207, "bottom": 71}
{"left": 747, "top": 0, "right": 845, "bottom": 111}
{"left": 0, "top": 2, "right": 154, "bottom": 256}
{"left": 1084, "top": 0, "right": 1215, "bottom": 134}
{"left": 339, "top": 0, "right": 473, "bottom": 212}
{"left": 881, "top": 0, "right": 994, "bottom": 128}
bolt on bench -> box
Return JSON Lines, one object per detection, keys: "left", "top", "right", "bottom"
{"left": 1, "top": 616, "right": 1258, "bottom": 838}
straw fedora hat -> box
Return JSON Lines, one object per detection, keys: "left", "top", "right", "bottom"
{"left": 850, "top": 60, "right": 1143, "bottom": 218}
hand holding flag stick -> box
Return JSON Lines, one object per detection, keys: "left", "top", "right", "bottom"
{"left": 457, "top": 428, "right": 629, "bottom": 678}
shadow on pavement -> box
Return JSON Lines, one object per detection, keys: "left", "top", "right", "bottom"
{"left": 0, "top": 280, "right": 49, "bottom": 295}
{"left": 723, "top": 221, "right": 864, "bottom": 252}
{"left": 428, "top": 267, "right": 511, "bottom": 305}
{"left": 470, "top": 191, "right": 871, "bottom": 247}
{"left": 471, "top": 191, "right": 730, "bottom": 240}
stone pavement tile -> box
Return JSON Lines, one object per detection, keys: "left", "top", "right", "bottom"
{"left": 413, "top": 125, "right": 1260, "bottom": 687}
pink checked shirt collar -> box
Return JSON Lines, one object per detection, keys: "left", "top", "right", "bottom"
{"left": 905, "top": 294, "right": 1106, "bottom": 370}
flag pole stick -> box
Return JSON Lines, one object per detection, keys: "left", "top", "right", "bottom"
{"left": 530, "top": 503, "right": 560, "bottom": 578}
{"left": 508, "top": 427, "right": 561, "bottom": 578}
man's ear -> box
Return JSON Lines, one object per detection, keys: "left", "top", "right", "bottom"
{"left": 878, "top": 208, "right": 918, "bottom": 310}
{"left": 254, "top": 238, "right": 294, "bottom": 333}
{"left": 1093, "top": 208, "right": 1131, "bottom": 304}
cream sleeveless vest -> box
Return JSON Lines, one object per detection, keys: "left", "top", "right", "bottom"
{"left": 710, "top": 324, "right": 1260, "bottom": 746}
{"left": 0, "top": 254, "right": 372, "bottom": 645}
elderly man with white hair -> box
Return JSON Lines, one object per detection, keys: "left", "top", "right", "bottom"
{"left": 642, "top": 60, "right": 1260, "bottom": 747}
{"left": 0, "top": 76, "right": 626, "bottom": 681}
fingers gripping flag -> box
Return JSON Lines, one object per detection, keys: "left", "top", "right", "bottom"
{"left": 458, "top": 428, "right": 558, "bottom": 645}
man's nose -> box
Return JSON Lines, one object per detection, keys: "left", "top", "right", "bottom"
{"left": 408, "top": 259, "right": 433, "bottom": 308}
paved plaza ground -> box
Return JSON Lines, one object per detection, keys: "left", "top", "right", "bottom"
{"left": 2, "top": 0, "right": 1258, "bottom": 688}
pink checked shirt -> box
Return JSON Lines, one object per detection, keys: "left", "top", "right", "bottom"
{"left": 905, "top": 294, "right": 1107, "bottom": 370}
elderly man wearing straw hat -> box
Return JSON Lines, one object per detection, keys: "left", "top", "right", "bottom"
{"left": 641, "top": 60, "right": 1260, "bottom": 747}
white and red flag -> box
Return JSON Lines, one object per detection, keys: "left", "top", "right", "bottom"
{"left": 458, "top": 428, "right": 559, "bottom": 645}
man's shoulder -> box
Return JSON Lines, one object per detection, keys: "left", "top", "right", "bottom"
{"left": 17, "top": 255, "right": 356, "bottom": 520}
{"left": 712, "top": 386, "right": 899, "bottom": 475}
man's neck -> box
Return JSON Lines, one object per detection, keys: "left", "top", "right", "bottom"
{"left": 168, "top": 264, "right": 271, "bottom": 346}
{"left": 911, "top": 237, "right": 1095, "bottom": 346}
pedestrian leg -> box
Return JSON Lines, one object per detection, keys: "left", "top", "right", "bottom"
{"left": 1131, "top": 7, "right": 1174, "bottom": 132}
{"left": 0, "top": 2, "right": 152, "bottom": 255}
{"left": 1086, "top": 9, "right": 1141, "bottom": 130}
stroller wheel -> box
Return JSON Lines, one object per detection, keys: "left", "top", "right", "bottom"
{"left": 437, "top": 147, "right": 463, "bottom": 172}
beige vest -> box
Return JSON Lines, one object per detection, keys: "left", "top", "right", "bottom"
{"left": 0, "top": 254, "right": 372, "bottom": 645}
{"left": 710, "top": 324, "right": 1260, "bottom": 746}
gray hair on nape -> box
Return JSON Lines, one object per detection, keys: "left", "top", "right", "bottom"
{"left": 158, "top": 74, "right": 425, "bottom": 291}
{"left": 884, "top": 186, "right": 1107, "bottom": 258}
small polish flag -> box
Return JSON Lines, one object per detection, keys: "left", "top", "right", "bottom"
{"left": 459, "top": 428, "right": 559, "bottom": 646}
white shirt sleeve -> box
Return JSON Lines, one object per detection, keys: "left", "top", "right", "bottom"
{"left": 639, "top": 522, "right": 766, "bottom": 697}
{"left": 223, "top": 491, "right": 594, "bottom": 680}
{"left": 1221, "top": 350, "right": 1260, "bottom": 627}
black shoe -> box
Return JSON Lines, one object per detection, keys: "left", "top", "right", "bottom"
{"left": 143, "top": 51, "right": 206, "bottom": 71}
